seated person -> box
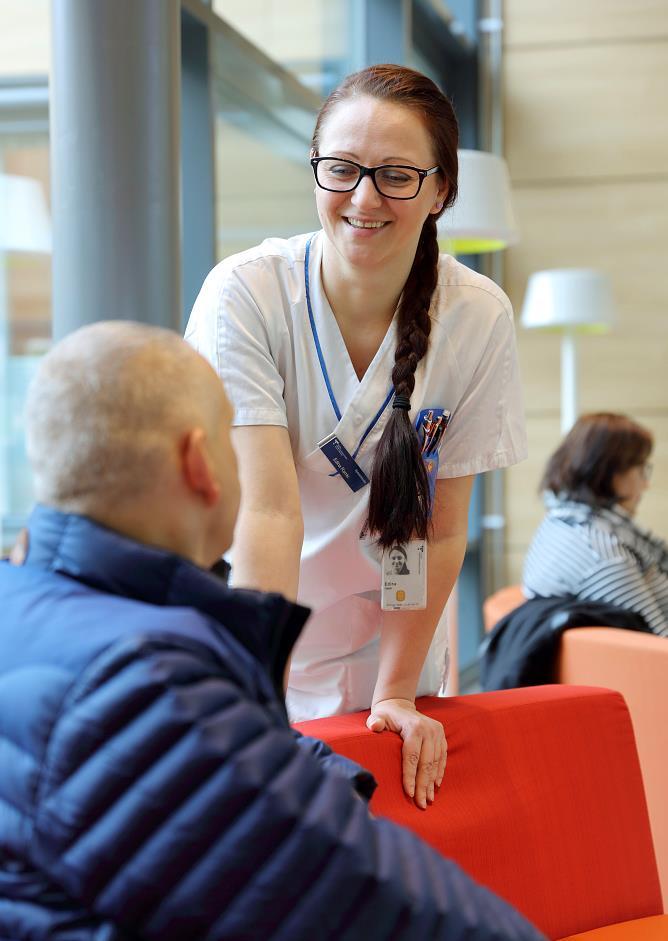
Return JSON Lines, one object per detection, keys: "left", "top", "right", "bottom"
{"left": 523, "top": 412, "right": 667, "bottom": 635}
{"left": 0, "top": 321, "right": 544, "bottom": 941}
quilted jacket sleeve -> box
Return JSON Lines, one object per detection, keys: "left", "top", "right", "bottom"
{"left": 32, "top": 636, "right": 545, "bottom": 941}
{"left": 292, "top": 730, "right": 377, "bottom": 801}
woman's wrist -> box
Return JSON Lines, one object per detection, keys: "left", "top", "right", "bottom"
{"left": 371, "top": 694, "right": 416, "bottom": 710}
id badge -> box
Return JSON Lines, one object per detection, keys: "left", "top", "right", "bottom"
{"left": 318, "top": 433, "right": 369, "bottom": 492}
{"left": 381, "top": 539, "right": 427, "bottom": 611}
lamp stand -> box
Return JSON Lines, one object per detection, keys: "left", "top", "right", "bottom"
{"left": 560, "top": 328, "right": 578, "bottom": 435}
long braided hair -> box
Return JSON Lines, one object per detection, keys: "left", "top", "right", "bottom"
{"left": 311, "top": 65, "right": 459, "bottom": 547}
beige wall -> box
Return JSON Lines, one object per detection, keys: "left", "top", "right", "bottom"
{"left": 502, "top": 0, "right": 668, "bottom": 583}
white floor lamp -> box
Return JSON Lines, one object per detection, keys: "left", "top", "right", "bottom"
{"left": 520, "top": 269, "right": 616, "bottom": 434}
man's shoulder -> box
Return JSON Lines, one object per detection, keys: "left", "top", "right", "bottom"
{"left": 0, "top": 559, "right": 235, "bottom": 684}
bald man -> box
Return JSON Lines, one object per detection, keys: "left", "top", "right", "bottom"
{"left": 0, "top": 322, "right": 545, "bottom": 941}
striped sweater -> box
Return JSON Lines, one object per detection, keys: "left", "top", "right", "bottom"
{"left": 523, "top": 496, "right": 668, "bottom": 636}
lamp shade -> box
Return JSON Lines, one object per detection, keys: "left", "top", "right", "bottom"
{"left": 437, "top": 149, "right": 519, "bottom": 254}
{"left": 521, "top": 268, "right": 615, "bottom": 333}
{"left": 0, "top": 173, "right": 52, "bottom": 254}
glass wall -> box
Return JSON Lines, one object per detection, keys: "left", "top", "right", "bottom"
{"left": 208, "top": 13, "right": 322, "bottom": 261}
{"left": 1, "top": 0, "right": 487, "bottom": 689}
{"left": 0, "top": 137, "right": 51, "bottom": 552}
{"left": 0, "top": 1, "right": 51, "bottom": 551}
{"left": 212, "top": 0, "right": 352, "bottom": 96}
{"left": 213, "top": 116, "right": 318, "bottom": 260}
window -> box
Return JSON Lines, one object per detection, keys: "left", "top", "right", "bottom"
{"left": 1, "top": 0, "right": 51, "bottom": 549}
{"left": 212, "top": 0, "right": 351, "bottom": 96}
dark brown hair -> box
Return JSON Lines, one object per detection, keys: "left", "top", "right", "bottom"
{"left": 541, "top": 412, "right": 653, "bottom": 506}
{"left": 312, "top": 64, "right": 459, "bottom": 547}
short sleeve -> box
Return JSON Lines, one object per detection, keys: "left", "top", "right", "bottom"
{"left": 438, "top": 302, "right": 527, "bottom": 478}
{"left": 185, "top": 264, "right": 288, "bottom": 428}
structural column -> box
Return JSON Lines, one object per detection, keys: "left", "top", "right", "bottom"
{"left": 50, "top": 0, "right": 181, "bottom": 338}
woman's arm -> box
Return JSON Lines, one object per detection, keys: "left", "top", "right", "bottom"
{"left": 368, "top": 474, "right": 474, "bottom": 808}
{"left": 230, "top": 426, "right": 304, "bottom": 602}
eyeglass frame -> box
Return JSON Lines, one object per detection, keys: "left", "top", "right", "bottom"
{"left": 310, "top": 156, "right": 441, "bottom": 201}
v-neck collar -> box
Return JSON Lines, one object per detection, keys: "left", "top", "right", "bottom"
{"left": 307, "top": 232, "right": 397, "bottom": 436}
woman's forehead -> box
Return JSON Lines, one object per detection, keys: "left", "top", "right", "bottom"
{"left": 318, "top": 96, "right": 434, "bottom": 162}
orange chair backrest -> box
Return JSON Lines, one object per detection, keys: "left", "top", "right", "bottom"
{"left": 483, "top": 584, "right": 525, "bottom": 632}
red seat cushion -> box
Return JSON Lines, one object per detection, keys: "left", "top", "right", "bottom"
{"left": 297, "top": 686, "right": 662, "bottom": 939}
{"left": 559, "top": 914, "right": 668, "bottom": 940}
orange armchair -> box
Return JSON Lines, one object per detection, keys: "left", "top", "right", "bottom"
{"left": 558, "top": 628, "right": 668, "bottom": 917}
{"left": 482, "top": 584, "right": 526, "bottom": 632}
{"left": 483, "top": 585, "right": 668, "bottom": 910}
{"left": 296, "top": 686, "right": 664, "bottom": 939}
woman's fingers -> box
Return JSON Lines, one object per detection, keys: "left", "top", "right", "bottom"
{"left": 436, "top": 737, "right": 448, "bottom": 788}
{"left": 366, "top": 700, "right": 446, "bottom": 808}
{"left": 366, "top": 712, "right": 386, "bottom": 733}
{"left": 401, "top": 719, "right": 446, "bottom": 808}
{"left": 400, "top": 726, "right": 423, "bottom": 801}
{"left": 411, "top": 733, "right": 436, "bottom": 809}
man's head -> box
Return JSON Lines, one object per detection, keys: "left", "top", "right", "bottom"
{"left": 26, "top": 321, "right": 240, "bottom": 565}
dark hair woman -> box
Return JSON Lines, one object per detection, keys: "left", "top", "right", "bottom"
{"left": 187, "top": 64, "right": 527, "bottom": 808}
{"left": 523, "top": 413, "right": 667, "bottom": 634}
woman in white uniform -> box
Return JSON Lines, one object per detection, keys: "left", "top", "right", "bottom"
{"left": 186, "top": 65, "right": 527, "bottom": 809}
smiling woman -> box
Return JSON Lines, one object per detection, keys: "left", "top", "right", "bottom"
{"left": 186, "top": 64, "right": 527, "bottom": 809}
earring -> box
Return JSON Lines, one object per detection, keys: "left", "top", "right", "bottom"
{"left": 435, "top": 201, "right": 444, "bottom": 211}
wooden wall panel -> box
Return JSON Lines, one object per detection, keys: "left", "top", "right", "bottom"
{"left": 501, "top": 0, "right": 668, "bottom": 594}
{"left": 504, "top": 41, "right": 668, "bottom": 182}
{"left": 505, "top": 181, "right": 668, "bottom": 331}
{"left": 506, "top": 549, "right": 527, "bottom": 587}
{"left": 504, "top": 0, "right": 668, "bottom": 48}
{"left": 516, "top": 331, "right": 668, "bottom": 417}
{"left": 506, "top": 414, "right": 561, "bottom": 553}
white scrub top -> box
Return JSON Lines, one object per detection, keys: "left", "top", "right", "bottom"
{"left": 186, "top": 231, "right": 527, "bottom": 720}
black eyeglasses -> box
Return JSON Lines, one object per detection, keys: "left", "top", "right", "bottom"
{"left": 311, "top": 157, "right": 441, "bottom": 200}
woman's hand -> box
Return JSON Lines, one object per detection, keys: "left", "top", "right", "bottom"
{"left": 367, "top": 698, "right": 447, "bottom": 809}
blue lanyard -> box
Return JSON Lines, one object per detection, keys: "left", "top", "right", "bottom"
{"left": 305, "top": 236, "right": 393, "bottom": 463}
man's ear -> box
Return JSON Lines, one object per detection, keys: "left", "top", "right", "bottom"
{"left": 181, "top": 428, "right": 220, "bottom": 507}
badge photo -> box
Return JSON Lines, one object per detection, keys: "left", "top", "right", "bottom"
{"left": 381, "top": 540, "right": 427, "bottom": 611}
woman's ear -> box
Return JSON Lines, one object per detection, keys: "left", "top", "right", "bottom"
{"left": 430, "top": 182, "right": 449, "bottom": 215}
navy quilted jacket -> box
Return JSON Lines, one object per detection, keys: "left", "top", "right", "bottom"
{"left": 0, "top": 505, "right": 546, "bottom": 941}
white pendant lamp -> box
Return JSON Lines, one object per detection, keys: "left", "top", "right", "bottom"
{"left": 437, "top": 149, "right": 519, "bottom": 255}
